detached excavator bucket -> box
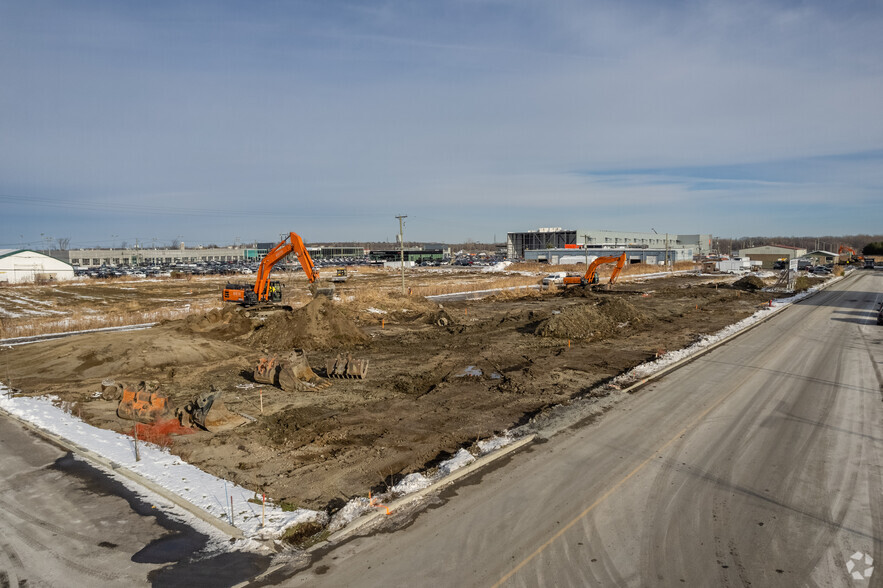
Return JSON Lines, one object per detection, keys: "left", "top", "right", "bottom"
{"left": 117, "top": 384, "right": 171, "bottom": 423}
{"left": 179, "top": 390, "right": 247, "bottom": 432}
{"left": 277, "top": 349, "right": 333, "bottom": 392}
{"left": 253, "top": 355, "right": 280, "bottom": 386}
{"left": 325, "top": 353, "right": 369, "bottom": 380}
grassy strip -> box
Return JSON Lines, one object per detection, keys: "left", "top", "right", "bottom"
{"left": 0, "top": 300, "right": 223, "bottom": 339}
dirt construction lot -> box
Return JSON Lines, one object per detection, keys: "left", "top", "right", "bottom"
{"left": 0, "top": 266, "right": 798, "bottom": 514}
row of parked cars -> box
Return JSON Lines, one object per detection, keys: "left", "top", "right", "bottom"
{"left": 73, "top": 253, "right": 518, "bottom": 280}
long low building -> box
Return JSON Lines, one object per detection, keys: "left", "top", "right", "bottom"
{"left": 507, "top": 228, "right": 712, "bottom": 258}
{"left": 52, "top": 246, "right": 260, "bottom": 268}
{"left": 51, "top": 244, "right": 372, "bottom": 268}
{"left": 0, "top": 249, "right": 75, "bottom": 283}
{"left": 523, "top": 245, "right": 695, "bottom": 265}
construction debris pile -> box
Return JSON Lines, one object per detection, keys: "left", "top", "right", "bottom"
{"left": 535, "top": 298, "right": 647, "bottom": 340}
{"left": 248, "top": 297, "right": 369, "bottom": 350}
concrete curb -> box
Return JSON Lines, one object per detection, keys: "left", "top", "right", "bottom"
{"left": 242, "top": 435, "right": 537, "bottom": 585}
{"left": 318, "top": 434, "right": 537, "bottom": 548}
{"left": 611, "top": 272, "right": 850, "bottom": 397}
{"left": 0, "top": 406, "right": 244, "bottom": 539}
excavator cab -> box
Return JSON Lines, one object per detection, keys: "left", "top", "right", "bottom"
{"left": 265, "top": 280, "right": 283, "bottom": 303}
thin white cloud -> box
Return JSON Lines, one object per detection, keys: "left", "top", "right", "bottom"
{"left": 1, "top": 1, "right": 881, "bottom": 243}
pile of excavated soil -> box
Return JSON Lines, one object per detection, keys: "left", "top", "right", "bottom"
{"left": 248, "top": 297, "right": 369, "bottom": 351}
{"left": 177, "top": 306, "right": 254, "bottom": 340}
{"left": 733, "top": 275, "right": 766, "bottom": 291}
{"left": 535, "top": 298, "right": 647, "bottom": 340}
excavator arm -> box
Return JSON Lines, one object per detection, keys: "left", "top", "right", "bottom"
{"left": 608, "top": 252, "right": 627, "bottom": 284}
{"left": 254, "top": 232, "right": 320, "bottom": 301}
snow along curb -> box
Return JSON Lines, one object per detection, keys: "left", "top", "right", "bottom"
{"left": 600, "top": 271, "right": 850, "bottom": 400}
{"left": 243, "top": 434, "right": 536, "bottom": 586}
{"left": 317, "top": 433, "right": 537, "bottom": 548}
{"left": 0, "top": 405, "right": 244, "bottom": 540}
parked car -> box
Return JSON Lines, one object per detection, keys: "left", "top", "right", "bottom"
{"left": 542, "top": 272, "right": 568, "bottom": 286}
{"left": 813, "top": 266, "right": 832, "bottom": 275}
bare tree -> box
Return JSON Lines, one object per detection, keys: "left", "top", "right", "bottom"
{"left": 55, "top": 237, "right": 71, "bottom": 250}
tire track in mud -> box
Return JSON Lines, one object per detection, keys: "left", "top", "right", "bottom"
{"left": 0, "top": 540, "right": 26, "bottom": 588}
{"left": 1, "top": 517, "right": 123, "bottom": 583}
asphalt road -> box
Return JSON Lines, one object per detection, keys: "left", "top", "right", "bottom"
{"left": 0, "top": 413, "right": 268, "bottom": 587}
{"left": 279, "top": 270, "right": 883, "bottom": 587}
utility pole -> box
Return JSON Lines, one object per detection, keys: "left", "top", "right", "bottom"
{"left": 665, "top": 233, "right": 670, "bottom": 271}
{"left": 584, "top": 235, "right": 589, "bottom": 267}
{"left": 396, "top": 215, "right": 407, "bottom": 294}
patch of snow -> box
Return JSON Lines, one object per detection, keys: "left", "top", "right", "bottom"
{"left": 482, "top": 260, "right": 513, "bottom": 273}
{"left": 327, "top": 497, "right": 372, "bottom": 532}
{"left": 391, "top": 473, "right": 432, "bottom": 494}
{"left": 437, "top": 448, "right": 475, "bottom": 477}
{"left": 365, "top": 307, "right": 387, "bottom": 314}
{"left": 476, "top": 434, "right": 514, "bottom": 455}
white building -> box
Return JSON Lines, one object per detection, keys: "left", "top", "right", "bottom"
{"left": 0, "top": 249, "right": 75, "bottom": 284}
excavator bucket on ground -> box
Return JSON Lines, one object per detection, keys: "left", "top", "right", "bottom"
{"left": 278, "top": 349, "right": 333, "bottom": 392}
{"left": 117, "top": 383, "right": 170, "bottom": 423}
{"left": 253, "top": 355, "right": 280, "bottom": 386}
{"left": 254, "top": 349, "right": 333, "bottom": 392}
{"left": 325, "top": 353, "right": 369, "bottom": 380}
{"left": 177, "top": 390, "right": 247, "bottom": 432}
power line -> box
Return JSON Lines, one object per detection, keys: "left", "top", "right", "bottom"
{"left": 0, "top": 194, "right": 389, "bottom": 218}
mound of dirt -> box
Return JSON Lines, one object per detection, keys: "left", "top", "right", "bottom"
{"left": 535, "top": 298, "right": 647, "bottom": 340}
{"left": 248, "top": 297, "right": 369, "bottom": 351}
{"left": 733, "top": 275, "right": 765, "bottom": 291}
{"left": 178, "top": 306, "right": 254, "bottom": 339}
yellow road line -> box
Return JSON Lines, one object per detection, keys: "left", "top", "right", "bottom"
{"left": 492, "top": 386, "right": 738, "bottom": 587}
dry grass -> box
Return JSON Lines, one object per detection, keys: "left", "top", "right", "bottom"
{"left": 0, "top": 300, "right": 223, "bottom": 339}
{"left": 409, "top": 275, "right": 540, "bottom": 297}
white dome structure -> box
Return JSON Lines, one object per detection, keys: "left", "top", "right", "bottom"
{"left": 0, "top": 249, "right": 75, "bottom": 284}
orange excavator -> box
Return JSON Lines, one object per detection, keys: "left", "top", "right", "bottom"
{"left": 223, "top": 232, "right": 331, "bottom": 305}
{"left": 561, "top": 252, "right": 627, "bottom": 287}
{"left": 837, "top": 244, "right": 864, "bottom": 265}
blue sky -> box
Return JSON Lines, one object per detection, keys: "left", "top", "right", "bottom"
{"left": 1, "top": 0, "right": 881, "bottom": 249}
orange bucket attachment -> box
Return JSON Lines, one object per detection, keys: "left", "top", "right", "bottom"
{"left": 117, "top": 384, "right": 171, "bottom": 423}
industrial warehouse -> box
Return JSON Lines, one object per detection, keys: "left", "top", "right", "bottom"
{"left": 507, "top": 227, "right": 711, "bottom": 265}
{"left": 0, "top": 249, "right": 75, "bottom": 284}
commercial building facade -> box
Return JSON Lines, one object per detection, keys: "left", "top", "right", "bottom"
{"left": 52, "top": 246, "right": 259, "bottom": 268}
{"left": 507, "top": 228, "right": 712, "bottom": 259}
{"left": 523, "top": 246, "right": 695, "bottom": 265}
{"left": 736, "top": 245, "right": 807, "bottom": 268}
